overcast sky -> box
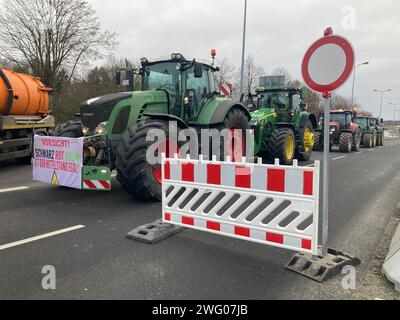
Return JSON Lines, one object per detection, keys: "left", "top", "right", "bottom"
{"left": 88, "top": 0, "right": 400, "bottom": 120}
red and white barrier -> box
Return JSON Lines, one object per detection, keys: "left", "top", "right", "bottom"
{"left": 162, "top": 155, "right": 320, "bottom": 255}
{"left": 220, "top": 83, "right": 233, "bottom": 96}
{"left": 83, "top": 179, "right": 111, "bottom": 190}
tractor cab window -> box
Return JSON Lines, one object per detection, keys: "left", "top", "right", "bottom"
{"left": 142, "top": 62, "right": 182, "bottom": 117}
{"left": 355, "top": 118, "right": 368, "bottom": 127}
{"left": 330, "top": 113, "right": 347, "bottom": 124}
{"left": 185, "top": 64, "right": 210, "bottom": 120}
{"left": 258, "top": 92, "right": 287, "bottom": 109}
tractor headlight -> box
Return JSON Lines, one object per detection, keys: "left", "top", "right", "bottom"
{"left": 82, "top": 127, "right": 90, "bottom": 135}
{"left": 95, "top": 122, "right": 108, "bottom": 135}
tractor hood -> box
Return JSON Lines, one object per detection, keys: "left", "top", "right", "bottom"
{"left": 80, "top": 93, "right": 133, "bottom": 131}
{"left": 329, "top": 120, "right": 341, "bottom": 131}
{"left": 250, "top": 108, "right": 277, "bottom": 123}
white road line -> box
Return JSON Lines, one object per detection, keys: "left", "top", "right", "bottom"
{"left": 0, "top": 225, "right": 85, "bottom": 251}
{"left": 332, "top": 156, "right": 346, "bottom": 161}
{"left": 355, "top": 152, "right": 363, "bottom": 155}
{"left": 0, "top": 186, "right": 30, "bottom": 193}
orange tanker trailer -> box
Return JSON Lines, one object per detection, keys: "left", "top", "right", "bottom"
{"left": 0, "top": 68, "right": 55, "bottom": 163}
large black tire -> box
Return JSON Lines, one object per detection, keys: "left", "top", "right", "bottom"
{"left": 218, "top": 108, "right": 250, "bottom": 161}
{"left": 338, "top": 132, "right": 352, "bottom": 153}
{"left": 352, "top": 131, "right": 361, "bottom": 151}
{"left": 266, "top": 127, "right": 296, "bottom": 165}
{"left": 54, "top": 120, "right": 83, "bottom": 138}
{"left": 371, "top": 129, "right": 377, "bottom": 148}
{"left": 313, "top": 131, "right": 323, "bottom": 151}
{"left": 115, "top": 120, "right": 182, "bottom": 202}
{"left": 362, "top": 133, "right": 373, "bottom": 149}
{"left": 296, "top": 120, "right": 314, "bottom": 161}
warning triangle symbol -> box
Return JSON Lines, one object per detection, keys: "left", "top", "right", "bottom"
{"left": 51, "top": 171, "right": 59, "bottom": 185}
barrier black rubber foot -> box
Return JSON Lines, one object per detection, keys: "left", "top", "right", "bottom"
{"left": 126, "top": 220, "right": 185, "bottom": 244}
{"left": 285, "top": 248, "right": 361, "bottom": 282}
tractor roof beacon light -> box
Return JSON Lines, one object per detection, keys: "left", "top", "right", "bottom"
{"left": 211, "top": 48, "right": 217, "bottom": 67}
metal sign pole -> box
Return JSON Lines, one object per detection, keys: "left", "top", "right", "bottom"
{"left": 322, "top": 93, "right": 331, "bottom": 256}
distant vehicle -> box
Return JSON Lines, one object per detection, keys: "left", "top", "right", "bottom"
{"left": 0, "top": 69, "right": 54, "bottom": 163}
{"left": 314, "top": 109, "right": 361, "bottom": 153}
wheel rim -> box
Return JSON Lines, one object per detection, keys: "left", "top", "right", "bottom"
{"left": 304, "top": 128, "right": 314, "bottom": 152}
{"left": 152, "top": 138, "right": 179, "bottom": 184}
{"left": 285, "top": 135, "right": 295, "bottom": 160}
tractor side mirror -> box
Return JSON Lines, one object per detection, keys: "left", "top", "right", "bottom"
{"left": 116, "top": 70, "right": 122, "bottom": 85}
{"left": 194, "top": 63, "right": 203, "bottom": 78}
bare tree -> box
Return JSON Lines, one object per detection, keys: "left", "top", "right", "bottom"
{"left": 0, "top": 0, "right": 117, "bottom": 90}
{"left": 269, "top": 67, "right": 292, "bottom": 84}
{"left": 236, "top": 55, "right": 265, "bottom": 98}
{"left": 331, "top": 94, "right": 352, "bottom": 110}
{"left": 215, "top": 58, "right": 236, "bottom": 89}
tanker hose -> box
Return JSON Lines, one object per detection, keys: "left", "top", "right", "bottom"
{"left": 0, "top": 69, "right": 14, "bottom": 116}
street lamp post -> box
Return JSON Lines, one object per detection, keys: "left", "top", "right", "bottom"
{"left": 239, "top": 0, "right": 248, "bottom": 96}
{"left": 389, "top": 102, "right": 400, "bottom": 126}
{"left": 351, "top": 62, "right": 369, "bottom": 107}
{"left": 374, "top": 89, "right": 392, "bottom": 118}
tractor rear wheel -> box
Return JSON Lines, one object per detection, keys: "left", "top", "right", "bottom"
{"left": 54, "top": 120, "right": 83, "bottom": 138}
{"left": 266, "top": 127, "right": 296, "bottom": 165}
{"left": 313, "top": 131, "right": 323, "bottom": 151}
{"left": 363, "top": 133, "right": 373, "bottom": 149}
{"left": 296, "top": 120, "right": 315, "bottom": 161}
{"left": 218, "top": 108, "right": 250, "bottom": 162}
{"left": 371, "top": 130, "right": 377, "bottom": 148}
{"left": 115, "top": 120, "right": 181, "bottom": 202}
{"left": 339, "top": 132, "right": 352, "bottom": 153}
{"left": 352, "top": 132, "right": 361, "bottom": 151}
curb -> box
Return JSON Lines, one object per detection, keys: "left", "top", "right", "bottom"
{"left": 382, "top": 203, "right": 400, "bottom": 292}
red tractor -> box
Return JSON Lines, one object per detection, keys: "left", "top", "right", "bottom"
{"left": 314, "top": 109, "right": 361, "bottom": 153}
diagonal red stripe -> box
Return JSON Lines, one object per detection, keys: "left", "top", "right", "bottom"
{"left": 99, "top": 180, "right": 111, "bottom": 190}
{"left": 84, "top": 180, "right": 97, "bottom": 189}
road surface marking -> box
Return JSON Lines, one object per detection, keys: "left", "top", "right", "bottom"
{"left": 332, "top": 156, "right": 346, "bottom": 161}
{"left": 355, "top": 152, "right": 363, "bottom": 155}
{"left": 0, "top": 225, "right": 86, "bottom": 251}
{"left": 0, "top": 186, "right": 30, "bottom": 194}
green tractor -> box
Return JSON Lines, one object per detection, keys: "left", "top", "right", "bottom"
{"left": 354, "top": 115, "right": 384, "bottom": 148}
{"left": 249, "top": 76, "right": 318, "bottom": 165}
{"left": 55, "top": 53, "right": 251, "bottom": 201}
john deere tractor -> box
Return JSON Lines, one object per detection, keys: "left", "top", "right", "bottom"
{"left": 55, "top": 53, "right": 250, "bottom": 201}
{"left": 355, "top": 116, "right": 384, "bottom": 148}
{"left": 250, "top": 76, "right": 318, "bottom": 165}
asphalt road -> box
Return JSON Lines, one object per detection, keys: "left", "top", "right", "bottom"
{"left": 1, "top": 140, "right": 400, "bottom": 300}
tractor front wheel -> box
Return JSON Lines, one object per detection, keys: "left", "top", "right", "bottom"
{"left": 363, "top": 133, "right": 373, "bottom": 149}
{"left": 296, "top": 121, "right": 315, "bottom": 161}
{"left": 115, "top": 120, "right": 181, "bottom": 202}
{"left": 339, "top": 132, "right": 352, "bottom": 153}
{"left": 266, "top": 127, "right": 296, "bottom": 165}
{"left": 54, "top": 120, "right": 83, "bottom": 138}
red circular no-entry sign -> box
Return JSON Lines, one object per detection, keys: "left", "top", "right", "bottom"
{"left": 302, "top": 30, "right": 355, "bottom": 94}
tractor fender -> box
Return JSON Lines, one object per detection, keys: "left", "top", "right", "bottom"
{"left": 299, "top": 113, "right": 318, "bottom": 129}
{"left": 142, "top": 112, "right": 189, "bottom": 129}
{"left": 209, "top": 100, "right": 251, "bottom": 125}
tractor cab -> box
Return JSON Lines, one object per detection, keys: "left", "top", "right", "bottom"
{"left": 116, "top": 53, "right": 219, "bottom": 123}
{"left": 329, "top": 110, "right": 357, "bottom": 132}
{"left": 255, "top": 76, "right": 304, "bottom": 122}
